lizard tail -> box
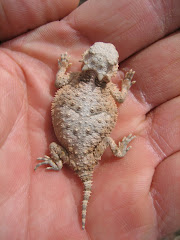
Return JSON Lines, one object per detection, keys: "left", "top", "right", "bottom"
{"left": 82, "top": 179, "right": 93, "bottom": 229}
{"left": 78, "top": 170, "right": 93, "bottom": 230}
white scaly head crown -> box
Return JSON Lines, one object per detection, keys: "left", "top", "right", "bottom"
{"left": 82, "top": 42, "right": 119, "bottom": 82}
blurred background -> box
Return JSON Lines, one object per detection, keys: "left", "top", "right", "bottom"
{"left": 79, "top": 0, "right": 87, "bottom": 4}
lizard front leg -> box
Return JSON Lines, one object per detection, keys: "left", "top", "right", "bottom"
{"left": 109, "top": 69, "right": 135, "bottom": 103}
{"left": 35, "top": 142, "right": 69, "bottom": 171}
{"left": 55, "top": 53, "right": 72, "bottom": 88}
{"left": 94, "top": 134, "right": 135, "bottom": 159}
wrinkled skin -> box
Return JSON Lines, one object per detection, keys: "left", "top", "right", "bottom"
{"left": 0, "top": 0, "right": 180, "bottom": 239}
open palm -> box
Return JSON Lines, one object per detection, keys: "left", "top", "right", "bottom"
{"left": 0, "top": 0, "right": 180, "bottom": 239}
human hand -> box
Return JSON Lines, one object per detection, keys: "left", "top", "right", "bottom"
{"left": 0, "top": 0, "right": 180, "bottom": 239}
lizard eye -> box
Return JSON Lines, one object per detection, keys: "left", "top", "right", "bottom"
{"left": 98, "top": 65, "right": 103, "bottom": 70}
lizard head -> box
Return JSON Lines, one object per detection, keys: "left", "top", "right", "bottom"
{"left": 81, "top": 42, "right": 119, "bottom": 83}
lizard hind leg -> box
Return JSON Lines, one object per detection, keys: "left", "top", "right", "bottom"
{"left": 34, "top": 142, "right": 69, "bottom": 171}
{"left": 94, "top": 134, "right": 136, "bottom": 159}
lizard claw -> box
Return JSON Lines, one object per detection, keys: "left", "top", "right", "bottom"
{"left": 58, "top": 53, "right": 71, "bottom": 69}
{"left": 118, "top": 134, "right": 136, "bottom": 156}
{"left": 34, "top": 156, "right": 61, "bottom": 171}
{"left": 124, "top": 69, "right": 135, "bottom": 87}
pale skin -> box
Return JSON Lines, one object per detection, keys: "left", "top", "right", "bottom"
{"left": 0, "top": 0, "right": 180, "bottom": 240}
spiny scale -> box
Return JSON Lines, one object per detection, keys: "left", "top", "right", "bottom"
{"left": 35, "top": 42, "right": 136, "bottom": 230}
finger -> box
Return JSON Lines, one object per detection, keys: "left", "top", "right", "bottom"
{"left": 67, "top": 0, "right": 180, "bottom": 61}
{"left": 0, "top": 0, "right": 79, "bottom": 42}
{"left": 121, "top": 31, "right": 180, "bottom": 111}
{"left": 115, "top": 32, "right": 180, "bottom": 163}
{"left": 120, "top": 34, "right": 179, "bottom": 164}
{"left": 150, "top": 152, "right": 180, "bottom": 239}
{"left": 2, "top": 0, "right": 180, "bottom": 67}
{"left": 146, "top": 97, "right": 180, "bottom": 163}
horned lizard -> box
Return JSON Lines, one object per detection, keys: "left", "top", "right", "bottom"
{"left": 35, "top": 42, "right": 135, "bottom": 230}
